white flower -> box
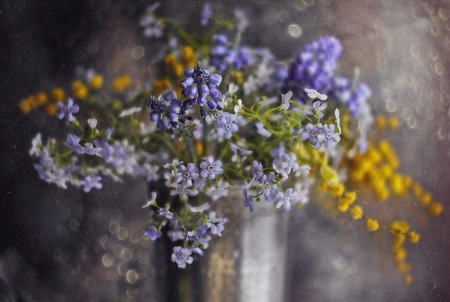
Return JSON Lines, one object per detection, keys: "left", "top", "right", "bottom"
{"left": 312, "top": 101, "right": 327, "bottom": 119}
{"left": 255, "top": 122, "right": 271, "bottom": 137}
{"left": 119, "top": 107, "right": 142, "bottom": 117}
{"left": 143, "top": 192, "right": 157, "bottom": 208}
{"left": 304, "top": 88, "right": 328, "bottom": 100}
{"left": 280, "top": 91, "right": 293, "bottom": 110}
{"left": 206, "top": 180, "right": 229, "bottom": 201}
{"left": 243, "top": 75, "right": 258, "bottom": 95}
{"left": 29, "top": 133, "right": 42, "bottom": 156}
{"left": 234, "top": 99, "right": 243, "bottom": 114}
{"left": 335, "top": 108, "right": 341, "bottom": 133}
{"left": 190, "top": 203, "right": 211, "bottom": 213}
{"left": 87, "top": 118, "right": 97, "bottom": 128}
{"left": 295, "top": 165, "right": 311, "bottom": 177}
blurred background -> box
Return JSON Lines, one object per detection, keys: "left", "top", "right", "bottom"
{"left": 1, "top": 0, "right": 450, "bottom": 301}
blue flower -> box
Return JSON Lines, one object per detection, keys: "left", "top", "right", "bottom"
{"left": 250, "top": 160, "right": 263, "bottom": 180}
{"left": 201, "top": 3, "right": 212, "bottom": 26}
{"left": 301, "top": 123, "right": 323, "bottom": 148}
{"left": 230, "top": 143, "right": 252, "bottom": 162}
{"left": 318, "top": 124, "right": 340, "bottom": 148}
{"left": 158, "top": 208, "right": 174, "bottom": 220}
{"left": 66, "top": 134, "right": 82, "bottom": 155}
{"left": 275, "top": 188, "right": 298, "bottom": 209}
{"left": 209, "top": 35, "right": 251, "bottom": 72}
{"left": 79, "top": 175, "right": 102, "bottom": 193}
{"left": 180, "top": 63, "right": 223, "bottom": 113}
{"left": 200, "top": 156, "right": 223, "bottom": 179}
{"left": 57, "top": 98, "right": 79, "bottom": 122}
{"left": 82, "top": 143, "right": 102, "bottom": 157}
{"left": 148, "top": 92, "right": 183, "bottom": 134}
{"left": 282, "top": 36, "right": 342, "bottom": 103}
{"left": 175, "top": 163, "right": 199, "bottom": 188}
{"left": 171, "top": 246, "right": 193, "bottom": 269}
{"left": 206, "top": 212, "right": 227, "bottom": 236}
{"left": 144, "top": 225, "right": 162, "bottom": 241}
{"left": 270, "top": 143, "right": 285, "bottom": 160}
{"left": 243, "top": 188, "right": 253, "bottom": 212}
{"left": 214, "top": 112, "right": 238, "bottom": 139}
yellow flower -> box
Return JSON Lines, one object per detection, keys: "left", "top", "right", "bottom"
{"left": 350, "top": 206, "right": 363, "bottom": 220}
{"left": 396, "top": 262, "right": 411, "bottom": 273}
{"left": 328, "top": 182, "right": 344, "bottom": 197}
{"left": 34, "top": 92, "right": 48, "bottom": 105}
{"left": 429, "top": 202, "right": 443, "bottom": 216}
{"left": 404, "top": 274, "right": 413, "bottom": 285}
{"left": 338, "top": 200, "right": 349, "bottom": 212}
{"left": 182, "top": 46, "right": 194, "bottom": 59}
{"left": 164, "top": 54, "right": 177, "bottom": 65}
{"left": 411, "top": 182, "right": 422, "bottom": 197}
{"left": 392, "top": 247, "right": 407, "bottom": 261}
{"left": 375, "top": 115, "right": 386, "bottom": 129}
{"left": 389, "top": 220, "right": 409, "bottom": 234}
{"left": 390, "top": 173, "right": 405, "bottom": 196}
{"left": 341, "top": 191, "right": 356, "bottom": 204}
{"left": 320, "top": 165, "right": 338, "bottom": 183}
{"left": 111, "top": 74, "right": 131, "bottom": 92}
{"left": 379, "top": 165, "right": 393, "bottom": 178}
{"left": 181, "top": 46, "right": 196, "bottom": 66}
{"left": 89, "top": 74, "right": 104, "bottom": 89}
{"left": 50, "top": 87, "right": 65, "bottom": 102}
{"left": 45, "top": 103, "right": 58, "bottom": 116}
{"left": 388, "top": 116, "right": 399, "bottom": 129}
{"left": 173, "top": 63, "right": 183, "bottom": 77}
{"left": 367, "top": 219, "right": 379, "bottom": 231}
{"left": 71, "top": 80, "right": 88, "bottom": 100}
{"left": 153, "top": 79, "right": 171, "bottom": 94}
{"left": 18, "top": 98, "right": 33, "bottom": 114}
{"left": 420, "top": 192, "right": 432, "bottom": 206}
{"left": 392, "top": 234, "right": 405, "bottom": 247}
{"left": 366, "top": 148, "right": 382, "bottom": 164}
{"left": 407, "top": 231, "right": 420, "bottom": 243}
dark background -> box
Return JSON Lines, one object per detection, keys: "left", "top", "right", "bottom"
{"left": 1, "top": 0, "right": 450, "bottom": 301}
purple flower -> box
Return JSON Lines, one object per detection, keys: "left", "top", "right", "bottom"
{"left": 148, "top": 92, "right": 183, "bottom": 134}
{"left": 175, "top": 163, "right": 199, "bottom": 188}
{"left": 282, "top": 36, "right": 342, "bottom": 102}
{"left": 66, "top": 134, "right": 82, "bottom": 155}
{"left": 102, "top": 143, "right": 127, "bottom": 167}
{"left": 201, "top": 3, "right": 212, "bottom": 26}
{"left": 57, "top": 98, "right": 79, "bottom": 122}
{"left": 274, "top": 188, "right": 298, "bottom": 209}
{"left": 230, "top": 143, "right": 252, "bottom": 162}
{"left": 318, "top": 124, "right": 341, "bottom": 148}
{"left": 79, "top": 175, "right": 102, "bottom": 193}
{"left": 273, "top": 153, "right": 299, "bottom": 177}
{"left": 144, "top": 225, "right": 162, "bottom": 241}
{"left": 250, "top": 160, "right": 263, "bottom": 180}
{"left": 158, "top": 208, "right": 174, "bottom": 220}
{"left": 206, "top": 212, "right": 227, "bottom": 236}
{"left": 180, "top": 63, "right": 223, "bottom": 113}
{"left": 243, "top": 188, "right": 253, "bottom": 212}
{"left": 301, "top": 123, "right": 323, "bottom": 148}
{"left": 82, "top": 143, "right": 102, "bottom": 157}
{"left": 271, "top": 143, "right": 285, "bottom": 159}
{"left": 171, "top": 246, "right": 194, "bottom": 269}
{"left": 200, "top": 156, "right": 223, "bottom": 179}
{"left": 214, "top": 112, "right": 238, "bottom": 139}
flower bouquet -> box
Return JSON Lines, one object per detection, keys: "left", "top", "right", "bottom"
{"left": 20, "top": 3, "right": 442, "bottom": 288}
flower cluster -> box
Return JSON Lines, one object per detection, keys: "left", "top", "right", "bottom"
{"left": 21, "top": 4, "right": 441, "bottom": 282}
{"left": 209, "top": 34, "right": 252, "bottom": 72}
